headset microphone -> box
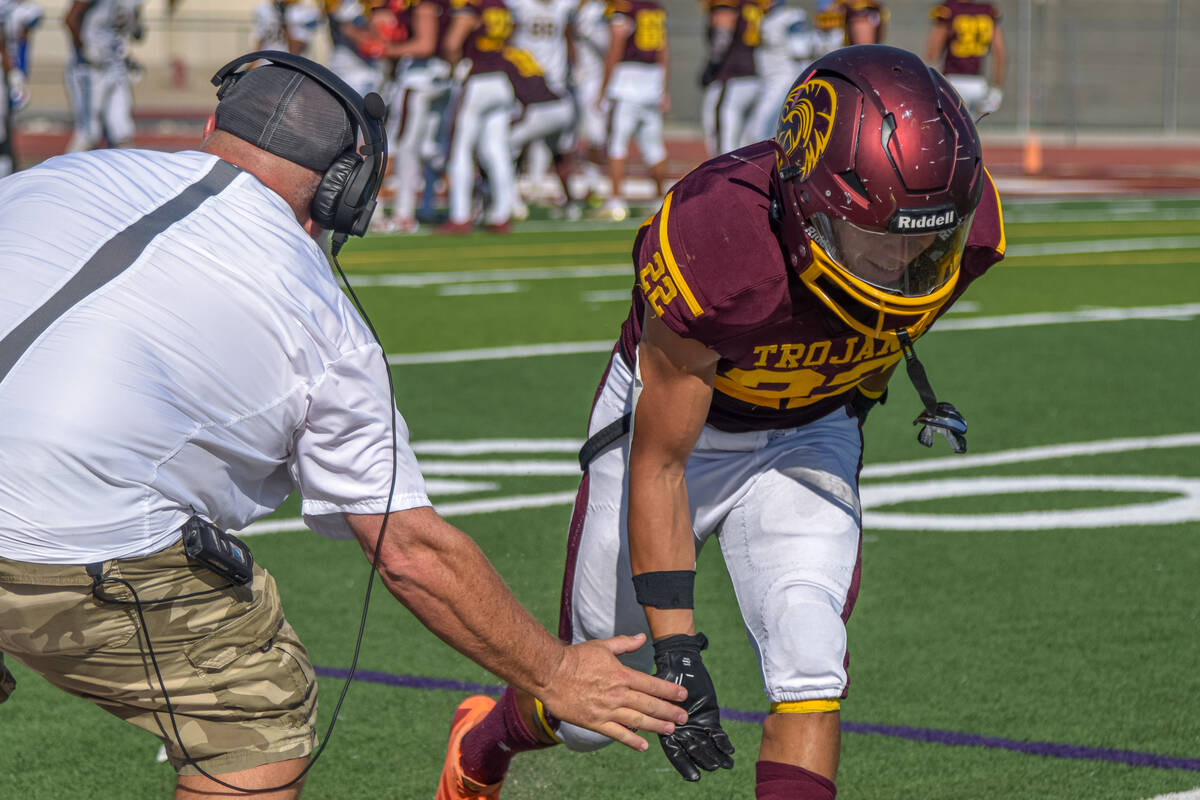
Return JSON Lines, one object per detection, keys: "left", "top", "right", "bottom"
{"left": 210, "top": 50, "right": 389, "bottom": 254}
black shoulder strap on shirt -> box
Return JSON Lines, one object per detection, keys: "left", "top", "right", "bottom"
{"left": 0, "top": 159, "right": 241, "bottom": 388}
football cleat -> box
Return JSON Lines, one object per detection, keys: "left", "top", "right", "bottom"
{"left": 435, "top": 695, "right": 503, "bottom": 800}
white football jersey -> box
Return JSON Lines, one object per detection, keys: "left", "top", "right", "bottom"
{"left": 253, "top": 1, "right": 322, "bottom": 53}
{"left": 508, "top": 0, "right": 576, "bottom": 91}
{"left": 571, "top": 0, "right": 608, "bottom": 87}
{"left": 76, "top": 0, "right": 145, "bottom": 65}
{"left": 755, "top": 4, "right": 815, "bottom": 82}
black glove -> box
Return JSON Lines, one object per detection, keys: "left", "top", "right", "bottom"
{"left": 652, "top": 633, "right": 735, "bottom": 781}
{"left": 698, "top": 62, "right": 719, "bottom": 88}
{"left": 914, "top": 401, "right": 967, "bottom": 453}
{"left": 850, "top": 386, "right": 887, "bottom": 421}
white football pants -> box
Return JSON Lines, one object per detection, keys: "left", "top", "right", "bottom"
{"left": 556, "top": 352, "right": 864, "bottom": 751}
{"left": 510, "top": 97, "right": 574, "bottom": 157}
{"left": 447, "top": 72, "right": 515, "bottom": 225}
{"left": 387, "top": 79, "right": 450, "bottom": 221}
{"left": 702, "top": 75, "right": 763, "bottom": 157}
{"left": 65, "top": 59, "right": 135, "bottom": 151}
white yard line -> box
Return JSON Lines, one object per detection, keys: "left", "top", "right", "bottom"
{"left": 349, "top": 264, "right": 628, "bottom": 287}
{"left": 1006, "top": 236, "right": 1200, "bottom": 257}
{"left": 236, "top": 432, "right": 1200, "bottom": 537}
{"left": 386, "top": 303, "right": 1199, "bottom": 365}
{"left": 1139, "top": 790, "right": 1200, "bottom": 800}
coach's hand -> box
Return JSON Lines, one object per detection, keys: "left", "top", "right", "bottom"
{"left": 652, "top": 633, "right": 735, "bottom": 781}
{"left": 541, "top": 633, "right": 689, "bottom": 752}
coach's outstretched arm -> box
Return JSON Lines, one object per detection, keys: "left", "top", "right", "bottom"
{"left": 345, "top": 509, "right": 688, "bottom": 751}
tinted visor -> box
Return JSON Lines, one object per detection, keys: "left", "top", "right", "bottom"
{"left": 807, "top": 212, "right": 974, "bottom": 297}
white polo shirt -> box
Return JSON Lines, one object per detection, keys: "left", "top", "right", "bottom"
{"left": 0, "top": 149, "right": 430, "bottom": 564}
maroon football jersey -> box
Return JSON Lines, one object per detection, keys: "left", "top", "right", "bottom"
{"left": 502, "top": 47, "right": 561, "bottom": 105}
{"left": 931, "top": 1, "right": 1001, "bottom": 77}
{"left": 706, "top": 0, "right": 768, "bottom": 81}
{"left": 616, "top": 140, "right": 1006, "bottom": 433}
{"left": 454, "top": 0, "right": 512, "bottom": 74}
{"left": 608, "top": 0, "right": 667, "bottom": 65}
{"left": 392, "top": 0, "right": 454, "bottom": 48}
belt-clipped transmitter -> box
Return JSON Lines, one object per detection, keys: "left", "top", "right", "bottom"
{"left": 181, "top": 516, "right": 254, "bottom": 586}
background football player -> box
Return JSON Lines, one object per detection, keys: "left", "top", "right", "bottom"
{"left": 926, "top": 0, "right": 1006, "bottom": 118}
{"left": 252, "top": 0, "right": 321, "bottom": 55}
{"left": 699, "top": 0, "right": 766, "bottom": 158}
{"left": 748, "top": 0, "right": 817, "bottom": 142}
{"left": 63, "top": 0, "right": 146, "bottom": 152}
{"left": 438, "top": 0, "right": 518, "bottom": 233}
{"left": 596, "top": 0, "right": 668, "bottom": 221}
{"left": 432, "top": 44, "right": 1006, "bottom": 800}
{"left": 373, "top": 0, "right": 455, "bottom": 233}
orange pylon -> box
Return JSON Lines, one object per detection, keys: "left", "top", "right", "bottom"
{"left": 1022, "top": 130, "right": 1043, "bottom": 175}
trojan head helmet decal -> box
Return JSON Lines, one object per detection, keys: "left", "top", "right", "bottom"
{"left": 774, "top": 78, "right": 837, "bottom": 182}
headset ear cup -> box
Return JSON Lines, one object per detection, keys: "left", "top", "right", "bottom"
{"left": 311, "top": 150, "right": 362, "bottom": 231}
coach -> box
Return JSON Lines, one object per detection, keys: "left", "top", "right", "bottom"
{"left": 0, "top": 53, "right": 685, "bottom": 798}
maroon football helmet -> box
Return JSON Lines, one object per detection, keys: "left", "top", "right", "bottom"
{"left": 774, "top": 45, "right": 984, "bottom": 341}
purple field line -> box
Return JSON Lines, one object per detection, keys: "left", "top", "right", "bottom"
{"left": 315, "top": 665, "right": 1200, "bottom": 773}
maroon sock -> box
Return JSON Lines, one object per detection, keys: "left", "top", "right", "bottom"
{"left": 755, "top": 760, "right": 837, "bottom": 800}
{"left": 459, "top": 688, "right": 554, "bottom": 785}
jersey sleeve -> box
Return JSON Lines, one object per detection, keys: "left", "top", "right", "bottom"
{"left": 292, "top": 343, "right": 431, "bottom": 540}
{"left": 958, "top": 168, "right": 1005, "bottom": 285}
{"left": 632, "top": 165, "right": 786, "bottom": 351}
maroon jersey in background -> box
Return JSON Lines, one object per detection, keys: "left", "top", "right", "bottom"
{"left": 706, "top": 0, "right": 768, "bottom": 81}
{"left": 931, "top": 1, "right": 1001, "bottom": 76}
{"left": 608, "top": 0, "right": 667, "bottom": 65}
{"left": 501, "top": 47, "right": 561, "bottom": 105}
{"left": 391, "top": 0, "right": 455, "bottom": 53}
{"left": 617, "top": 141, "right": 1006, "bottom": 433}
{"left": 453, "top": 0, "right": 512, "bottom": 74}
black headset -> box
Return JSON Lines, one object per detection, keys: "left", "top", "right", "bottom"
{"left": 211, "top": 50, "right": 388, "bottom": 250}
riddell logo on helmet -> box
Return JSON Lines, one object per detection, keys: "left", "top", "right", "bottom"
{"left": 889, "top": 207, "right": 958, "bottom": 232}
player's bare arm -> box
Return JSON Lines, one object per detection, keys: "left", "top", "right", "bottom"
{"left": 628, "top": 310, "right": 718, "bottom": 640}
{"left": 392, "top": 2, "right": 440, "bottom": 59}
{"left": 64, "top": 1, "right": 87, "bottom": 56}
{"left": 345, "top": 508, "right": 688, "bottom": 751}
{"left": 924, "top": 20, "right": 949, "bottom": 65}
{"left": 441, "top": 11, "right": 477, "bottom": 66}
{"left": 596, "top": 15, "right": 631, "bottom": 109}
{"left": 990, "top": 23, "right": 1007, "bottom": 87}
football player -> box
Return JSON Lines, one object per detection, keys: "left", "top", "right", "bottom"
{"left": 433, "top": 44, "right": 1005, "bottom": 800}
{"left": 252, "top": 0, "right": 322, "bottom": 55}
{"left": 926, "top": 0, "right": 1005, "bottom": 118}
{"left": 748, "top": 0, "right": 817, "bottom": 142}
{"left": 437, "top": 0, "right": 519, "bottom": 233}
{"left": 324, "top": 0, "right": 395, "bottom": 95}
{"left": 842, "top": 0, "right": 886, "bottom": 44}
{"left": 700, "top": 0, "right": 768, "bottom": 158}
{"left": 62, "top": 0, "right": 145, "bottom": 152}
{"left": 505, "top": 46, "right": 577, "bottom": 215}
{"left": 570, "top": 0, "right": 611, "bottom": 205}
{"left": 597, "top": 0, "right": 669, "bottom": 220}
{"left": 373, "top": 0, "right": 455, "bottom": 233}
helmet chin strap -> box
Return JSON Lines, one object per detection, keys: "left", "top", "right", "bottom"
{"left": 895, "top": 328, "right": 969, "bottom": 453}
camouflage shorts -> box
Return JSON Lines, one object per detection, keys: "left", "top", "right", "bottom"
{"left": 0, "top": 541, "right": 317, "bottom": 776}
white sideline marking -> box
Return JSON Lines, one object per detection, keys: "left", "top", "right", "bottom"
{"left": 349, "top": 264, "right": 628, "bottom": 287}
{"left": 419, "top": 459, "right": 579, "bottom": 476}
{"left": 386, "top": 304, "right": 1200, "bottom": 365}
{"left": 414, "top": 439, "right": 581, "bottom": 455}
{"left": 437, "top": 282, "right": 522, "bottom": 296}
{"left": 860, "top": 433, "right": 1200, "bottom": 479}
{"left": 1006, "top": 236, "right": 1200, "bottom": 257}
{"left": 1140, "top": 790, "right": 1200, "bottom": 800}
{"left": 235, "top": 432, "right": 1200, "bottom": 536}
{"left": 388, "top": 341, "right": 612, "bottom": 365}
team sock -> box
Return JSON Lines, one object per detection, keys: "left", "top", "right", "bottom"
{"left": 459, "top": 687, "right": 554, "bottom": 785}
{"left": 755, "top": 759, "right": 837, "bottom": 800}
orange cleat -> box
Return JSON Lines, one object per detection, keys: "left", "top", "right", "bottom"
{"left": 435, "top": 695, "right": 503, "bottom": 800}
{"left": 435, "top": 220, "right": 475, "bottom": 235}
